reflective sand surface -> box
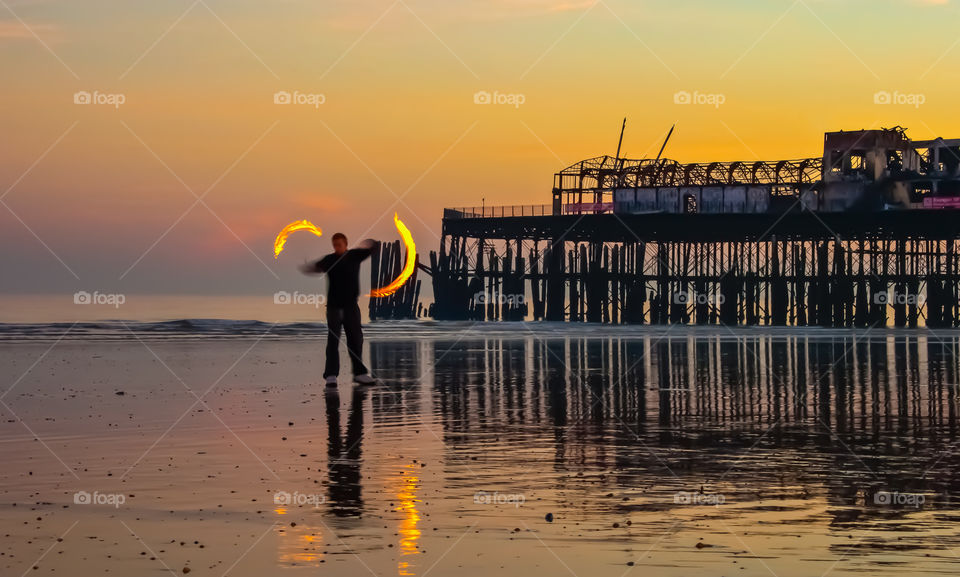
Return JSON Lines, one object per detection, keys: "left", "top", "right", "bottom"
{"left": 3, "top": 326, "right": 960, "bottom": 575}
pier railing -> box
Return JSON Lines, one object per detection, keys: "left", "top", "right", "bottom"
{"left": 444, "top": 204, "right": 553, "bottom": 219}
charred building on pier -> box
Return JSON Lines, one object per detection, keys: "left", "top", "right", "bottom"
{"left": 425, "top": 127, "right": 960, "bottom": 327}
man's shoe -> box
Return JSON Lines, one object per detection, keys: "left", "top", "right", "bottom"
{"left": 324, "top": 375, "right": 338, "bottom": 386}
{"left": 353, "top": 374, "right": 376, "bottom": 385}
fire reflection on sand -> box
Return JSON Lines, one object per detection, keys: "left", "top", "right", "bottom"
{"left": 274, "top": 516, "right": 325, "bottom": 567}
{"left": 394, "top": 464, "right": 423, "bottom": 575}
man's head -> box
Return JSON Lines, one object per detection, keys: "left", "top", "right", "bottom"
{"left": 331, "top": 232, "right": 348, "bottom": 254}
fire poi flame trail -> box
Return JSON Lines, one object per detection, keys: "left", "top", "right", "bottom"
{"left": 273, "top": 220, "right": 323, "bottom": 258}
{"left": 274, "top": 214, "right": 415, "bottom": 298}
{"left": 370, "top": 213, "right": 416, "bottom": 298}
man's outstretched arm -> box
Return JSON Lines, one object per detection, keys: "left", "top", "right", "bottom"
{"left": 299, "top": 254, "right": 333, "bottom": 275}
{"left": 351, "top": 239, "right": 378, "bottom": 261}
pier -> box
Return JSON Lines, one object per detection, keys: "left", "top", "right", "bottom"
{"left": 425, "top": 127, "right": 960, "bottom": 326}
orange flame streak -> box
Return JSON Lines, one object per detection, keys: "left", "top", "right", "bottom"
{"left": 370, "top": 213, "right": 416, "bottom": 298}
{"left": 274, "top": 220, "right": 323, "bottom": 258}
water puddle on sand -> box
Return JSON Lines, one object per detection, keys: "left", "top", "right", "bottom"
{"left": 2, "top": 329, "right": 960, "bottom": 576}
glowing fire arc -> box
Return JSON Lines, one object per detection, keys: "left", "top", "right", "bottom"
{"left": 273, "top": 220, "right": 323, "bottom": 258}
{"left": 370, "top": 213, "right": 416, "bottom": 298}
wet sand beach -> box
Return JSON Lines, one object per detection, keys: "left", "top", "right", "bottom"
{"left": 2, "top": 322, "right": 960, "bottom": 576}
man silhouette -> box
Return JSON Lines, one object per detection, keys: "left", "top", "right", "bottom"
{"left": 300, "top": 233, "right": 377, "bottom": 386}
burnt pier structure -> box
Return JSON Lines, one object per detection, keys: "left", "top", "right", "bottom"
{"left": 428, "top": 128, "right": 960, "bottom": 327}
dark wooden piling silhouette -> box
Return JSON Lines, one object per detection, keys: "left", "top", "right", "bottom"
{"left": 429, "top": 209, "right": 960, "bottom": 326}
{"left": 368, "top": 239, "right": 422, "bottom": 320}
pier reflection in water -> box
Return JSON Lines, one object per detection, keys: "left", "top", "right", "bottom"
{"left": 297, "top": 331, "right": 960, "bottom": 575}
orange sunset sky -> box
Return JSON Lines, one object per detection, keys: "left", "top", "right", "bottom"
{"left": 1, "top": 0, "right": 958, "bottom": 297}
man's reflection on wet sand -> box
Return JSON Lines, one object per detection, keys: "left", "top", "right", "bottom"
{"left": 324, "top": 386, "right": 367, "bottom": 517}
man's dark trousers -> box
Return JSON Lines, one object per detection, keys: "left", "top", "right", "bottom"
{"left": 323, "top": 302, "right": 368, "bottom": 378}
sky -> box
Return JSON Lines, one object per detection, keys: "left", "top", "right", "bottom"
{"left": 1, "top": 0, "right": 959, "bottom": 301}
